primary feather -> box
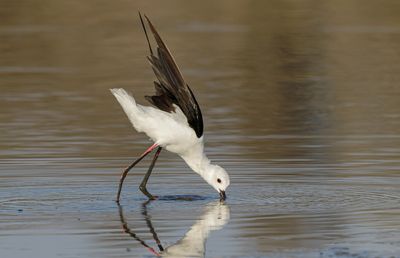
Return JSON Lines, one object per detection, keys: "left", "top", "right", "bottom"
{"left": 140, "top": 14, "right": 204, "bottom": 138}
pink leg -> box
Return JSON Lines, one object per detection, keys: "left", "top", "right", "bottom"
{"left": 116, "top": 143, "right": 158, "bottom": 203}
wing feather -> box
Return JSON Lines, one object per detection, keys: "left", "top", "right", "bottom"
{"left": 140, "top": 13, "right": 204, "bottom": 138}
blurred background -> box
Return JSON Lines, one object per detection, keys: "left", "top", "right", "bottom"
{"left": 1, "top": 1, "right": 400, "bottom": 258}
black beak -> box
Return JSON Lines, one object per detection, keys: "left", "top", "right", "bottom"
{"left": 219, "top": 190, "right": 226, "bottom": 201}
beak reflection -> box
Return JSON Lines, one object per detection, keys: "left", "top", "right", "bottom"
{"left": 219, "top": 190, "right": 226, "bottom": 201}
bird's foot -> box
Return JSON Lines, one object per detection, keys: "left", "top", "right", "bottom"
{"left": 140, "top": 186, "right": 158, "bottom": 200}
{"left": 145, "top": 194, "right": 158, "bottom": 201}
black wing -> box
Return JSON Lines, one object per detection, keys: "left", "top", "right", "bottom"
{"left": 139, "top": 13, "right": 204, "bottom": 138}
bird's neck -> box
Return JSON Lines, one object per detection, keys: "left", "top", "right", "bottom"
{"left": 180, "top": 144, "right": 213, "bottom": 180}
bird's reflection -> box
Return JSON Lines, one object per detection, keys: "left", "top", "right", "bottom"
{"left": 118, "top": 200, "right": 230, "bottom": 257}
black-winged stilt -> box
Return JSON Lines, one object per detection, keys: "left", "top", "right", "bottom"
{"left": 111, "top": 14, "right": 230, "bottom": 202}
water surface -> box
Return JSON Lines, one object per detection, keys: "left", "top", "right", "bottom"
{"left": 1, "top": 1, "right": 400, "bottom": 257}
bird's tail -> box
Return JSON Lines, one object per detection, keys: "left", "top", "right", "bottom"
{"left": 110, "top": 88, "right": 141, "bottom": 129}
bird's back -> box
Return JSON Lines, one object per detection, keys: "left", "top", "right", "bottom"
{"left": 111, "top": 88, "right": 200, "bottom": 154}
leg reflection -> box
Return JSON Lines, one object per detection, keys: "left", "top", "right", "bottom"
{"left": 117, "top": 202, "right": 162, "bottom": 256}
{"left": 141, "top": 200, "right": 164, "bottom": 251}
{"left": 117, "top": 201, "right": 230, "bottom": 258}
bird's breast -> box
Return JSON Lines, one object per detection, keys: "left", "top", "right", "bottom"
{"left": 163, "top": 135, "right": 202, "bottom": 155}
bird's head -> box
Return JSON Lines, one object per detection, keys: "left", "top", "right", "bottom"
{"left": 205, "top": 165, "right": 230, "bottom": 200}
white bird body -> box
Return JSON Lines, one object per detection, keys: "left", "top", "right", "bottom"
{"left": 111, "top": 88, "right": 216, "bottom": 185}
{"left": 111, "top": 88, "right": 199, "bottom": 154}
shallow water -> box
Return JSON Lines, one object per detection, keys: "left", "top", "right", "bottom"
{"left": 1, "top": 1, "right": 400, "bottom": 257}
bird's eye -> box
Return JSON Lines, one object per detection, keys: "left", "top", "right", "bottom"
{"left": 217, "top": 178, "right": 222, "bottom": 183}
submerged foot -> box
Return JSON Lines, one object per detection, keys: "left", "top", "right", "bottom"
{"left": 140, "top": 186, "right": 158, "bottom": 200}
{"left": 148, "top": 195, "right": 158, "bottom": 200}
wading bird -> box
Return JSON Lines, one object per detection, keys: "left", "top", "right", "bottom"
{"left": 111, "top": 14, "right": 230, "bottom": 202}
